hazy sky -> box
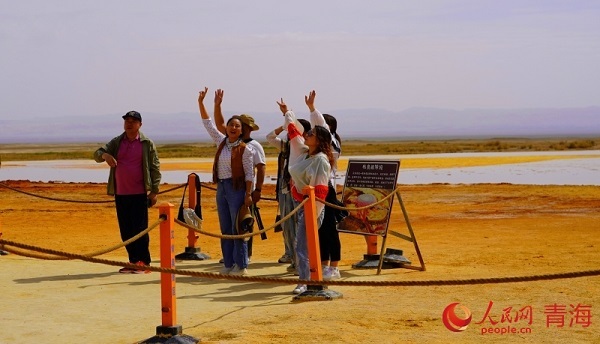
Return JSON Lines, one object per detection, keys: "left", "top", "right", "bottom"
{"left": 1, "top": 0, "right": 599, "bottom": 119}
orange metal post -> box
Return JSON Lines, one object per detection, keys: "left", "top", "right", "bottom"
{"left": 365, "top": 235, "right": 378, "bottom": 255}
{"left": 186, "top": 174, "right": 199, "bottom": 248}
{"left": 0, "top": 218, "right": 6, "bottom": 255}
{"left": 159, "top": 203, "right": 177, "bottom": 327}
{"left": 302, "top": 186, "right": 323, "bottom": 281}
{"left": 0, "top": 218, "right": 4, "bottom": 254}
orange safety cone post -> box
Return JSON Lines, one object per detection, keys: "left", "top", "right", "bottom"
{"left": 141, "top": 203, "right": 199, "bottom": 344}
{"left": 0, "top": 220, "right": 8, "bottom": 256}
{"left": 175, "top": 173, "right": 210, "bottom": 261}
{"left": 352, "top": 235, "right": 381, "bottom": 269}
{"left": 293, "top": 186, "right": 342, "bottom": 302}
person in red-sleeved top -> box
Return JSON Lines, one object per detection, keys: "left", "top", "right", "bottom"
{"left": 305, "top": 91, "right": 344, "bottom": 280}
{"left": 276, "top": 95, "right": 333, "bottom": 295}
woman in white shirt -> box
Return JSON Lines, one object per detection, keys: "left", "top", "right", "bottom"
{"left": 198, "top": 87, "right": 254, "bottom": 276}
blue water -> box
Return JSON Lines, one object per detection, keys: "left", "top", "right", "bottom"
{"left": 1, "top": 151, "right": 599, "bottom": 185}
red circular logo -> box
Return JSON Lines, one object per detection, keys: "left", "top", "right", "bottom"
{"left": 442, "top": 302, "right": 472, "bottom": 332}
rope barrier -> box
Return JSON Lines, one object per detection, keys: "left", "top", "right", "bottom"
{"left": 0, "top": 179, "right": 344, "bottom": 206}
{"left": 174, "top": 198, "right": 308, "bottom": 240}
{"left": 0, "top": 182, "right": 186, "bottom": 203}
{"left": 3, "top": 216, "right": 166, "bottom": 260}
{"left": 317, "top": 185, "right": 402, "bottom": 211}
{"left": 1, "top": 238, "right": 599, "bottom": 287}
{"left": 199, "top": 182, "right": 216, "bottom": 192}
{"left": 199, "top": 182, "right": 277, "bottom": 201}
{"left": 191, "top": 180, "right": 384, "bottom": 213}
{"left": 6, "top": 182, "right": 597, "bottom": 286}
{"left": 171, "top": 184, "right": 399, "bottom": 241}
{"left": 157, "top": 183, "right": 188, "bottom": 194}
{"left": 188, "top": 181, "right": 388, "bottom": 208}
{"left": 0, "top": 182, "right": 113, "bottom": 203}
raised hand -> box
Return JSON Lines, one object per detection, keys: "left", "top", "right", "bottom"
{"left": 198, "top": 87, "right": 209, "bottom": 103}
{"left": 214, "top": 89, "right": 224, "bottom": 105}
{"left": 304, "top": 90, "right": 316, "bottom": 112}
{"left": 276, "top": 98, "right": 288, "bottom": 115}
{"left": 198, "top": 87, "right": 210, "bottom": 119}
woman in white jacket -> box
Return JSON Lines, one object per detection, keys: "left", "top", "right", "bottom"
{"left": 305, "top": 91, "right": 344, "bottom": 280}
{"left": 276, "top": 96, "right": 333, "bottom": 294}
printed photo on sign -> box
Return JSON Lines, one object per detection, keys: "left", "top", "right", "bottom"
{"left": 337, "top": 159, "right": 400, "bottom": 236}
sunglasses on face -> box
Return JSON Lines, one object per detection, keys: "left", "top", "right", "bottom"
{"left": 305, "top": 129, "right": 315, "bottom": 137}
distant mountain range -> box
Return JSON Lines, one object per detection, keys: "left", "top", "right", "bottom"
{"left": 1, "top": 106, "right": 599, "bottom": 144}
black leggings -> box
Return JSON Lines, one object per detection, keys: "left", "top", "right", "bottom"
{"left": 318, "top": 184, "right": 341, "bottom": 262}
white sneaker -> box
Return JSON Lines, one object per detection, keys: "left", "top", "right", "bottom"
{"left": 230, "top": 265, "right": 248, "bottom": 276}
{"left": 325, "top": 267, "right": 341, "bottom": 280}
{"left": 322, "top": 265, "right": 332, "bottom": 279}
{"left": 220, "top": 266, "right": 234, "bottom": 275}
{"left": 292, "top": 284, "right": 307, "bottom": 294}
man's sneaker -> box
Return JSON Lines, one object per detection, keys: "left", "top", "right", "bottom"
{"left": 230, "top": 266, "right": 248, "bottom": 276}
{"left": 220, "top": 266, "right": 234, "bottom": 275}
{"left": 278, "top": 255, "right": 292, "bottom": 264}
{"left": 118, "top": 261, "right": 137, "bottom": 273}
{"left": 324, "top": 267, "right": 341, "bottom": 280}
{"left": 292, "top": 284, "right": 307, "bottom": 294}
{"left": 133, "top": 261, "right": 151, "bottom": 274}
{"left": 118, "top": 266, "right": 135, "bottom": 274}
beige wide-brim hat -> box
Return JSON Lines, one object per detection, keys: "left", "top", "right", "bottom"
{"left": 236, "top": 205, "right": 254, "bottom": 240}
{"left": 238, "top": 114, "right": 259, "bottom": 131}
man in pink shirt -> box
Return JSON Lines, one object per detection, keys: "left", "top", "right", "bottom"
{"left": 94, "top": 111, "right": 161, "bottom": 274}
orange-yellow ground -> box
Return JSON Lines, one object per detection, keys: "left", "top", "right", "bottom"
{"left": 1, "top": 177, "right": 599, "bottom": 343}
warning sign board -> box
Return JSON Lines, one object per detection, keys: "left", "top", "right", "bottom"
{"left": 337, "top": 159, "right": 400, "bottom": 236}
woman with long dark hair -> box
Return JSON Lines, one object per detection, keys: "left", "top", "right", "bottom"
{"left": 306, "top": 91, "right": 344, "bottom": 280}
{"left": 277, "top": 96, "right": 333, "bottom": 294}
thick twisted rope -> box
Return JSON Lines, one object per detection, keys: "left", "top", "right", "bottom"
{"left": 156, "top": 183, "right": 188, "bottom": 194}
{"left": 176, "top": 184, "right": 398, "bottom": 240}
{"left": 3, "top": 216, "right": 165, "bottom": 260}
{"left": 175, "top": 198, "right": 308, "bottom": 240}
{"left": 2, "top": 238, "right": 599, "bottom": 286}
{"left": 0, "top": 182, "right": 186, "bottom": 203}
{"left": 7, "top": 183, "right": 596, "bottom": 285}
{"left": 200, "top": 182, "right": 277, "bottom": 201}
{"left": 317, "top": 185, "right": 402, "bottom": 211}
